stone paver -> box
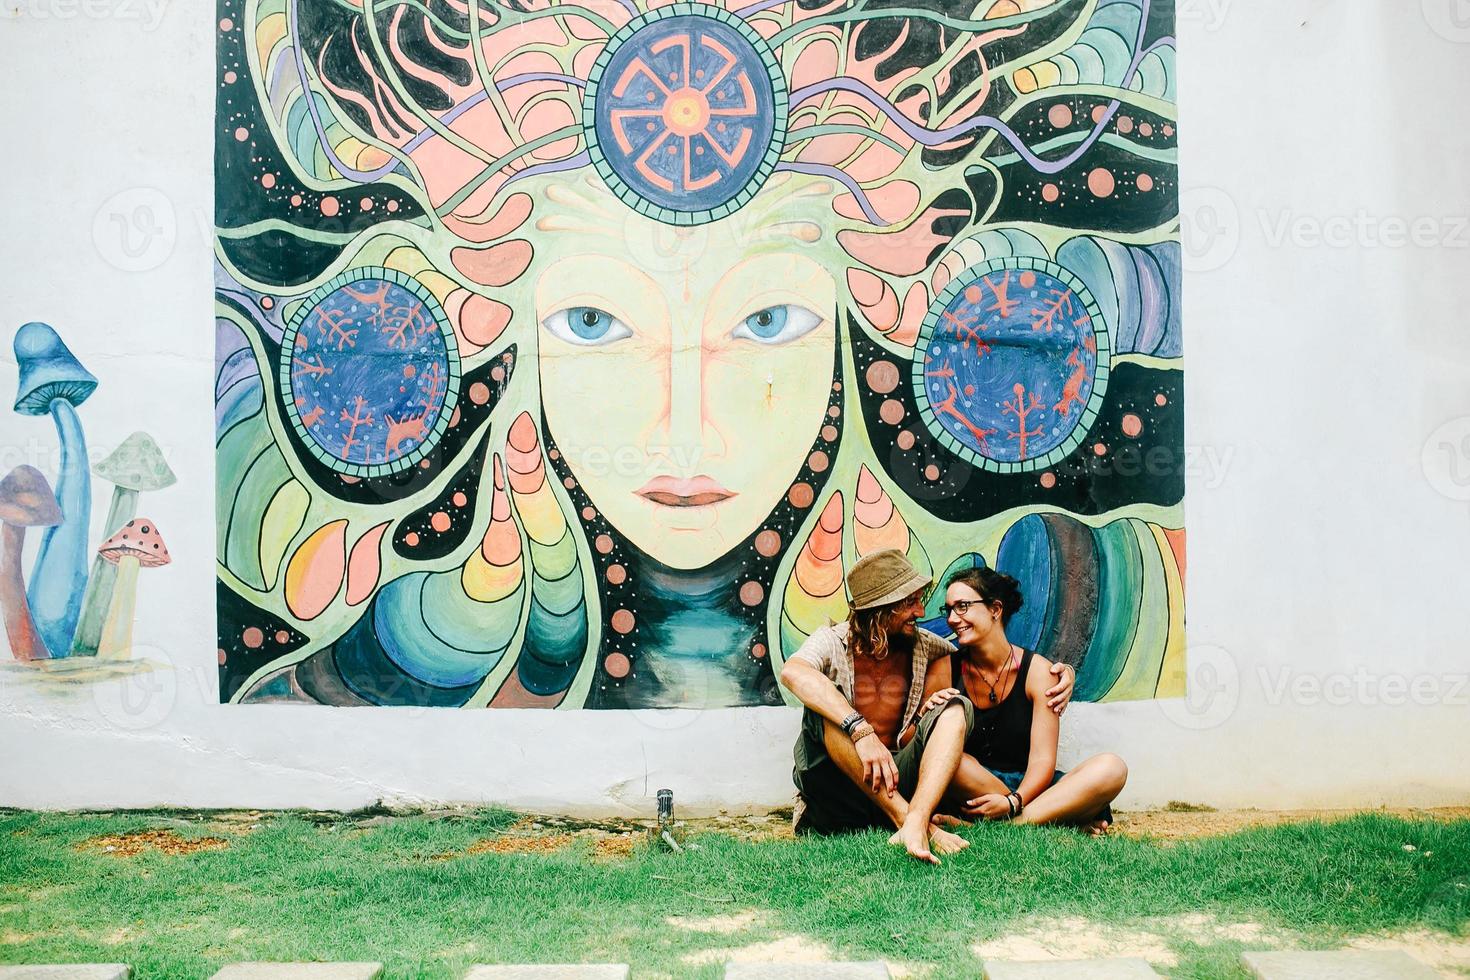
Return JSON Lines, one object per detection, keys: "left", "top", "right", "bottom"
{"left": 463, "top": 968, "right": 630, "bottom": 980}
{"left": 209, "top": 965, "right": 383, "bottom": 980}
{"left": 724, "top": 965, "right": 891, "bottom": 980}
{"left": 982, "top": 958, "right": 1161, "bottom": 979}
{"left": 0, "top": 968, "right": 131, "bottom": 980}
{"left": 1241, "top": 949, "right": 1440, "bottom": 979}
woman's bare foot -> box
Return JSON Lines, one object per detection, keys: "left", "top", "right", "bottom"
{"left": 931, "top": 813, "right": 972, "bottom": 829}
{"left": 1084, "top": 818, "right": 1111, "bottom": 836}
{"left": 888, "top": 813, "right": 939, "bottom": 865}
{"left": 929, "top": 825, "right": 970, "bottom": 855}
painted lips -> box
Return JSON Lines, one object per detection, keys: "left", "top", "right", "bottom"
{"left": 636, "top": 475, "right": 736, "bottom": 507}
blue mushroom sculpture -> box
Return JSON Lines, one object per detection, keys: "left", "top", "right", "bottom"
{"left": 12, "top": 323, "right": 97, "bottom": 658}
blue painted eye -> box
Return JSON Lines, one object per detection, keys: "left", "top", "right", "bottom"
{"left": 732, "top": 305, "right": 823, "bottom": 345}
{"left": 569, "top": 307, "right": 611, "bottom": 340}
{"left": 540, "top": 306, "right": 632, "bottom": 347}
{"left": 744, "top": 307, "right": 787, "bottom": 339}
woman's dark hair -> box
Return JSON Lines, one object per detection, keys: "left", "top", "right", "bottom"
{"left": 945, "top": 567, "right": 1025, "bottom": 626}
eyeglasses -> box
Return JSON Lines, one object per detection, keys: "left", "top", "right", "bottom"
{"left": 940, "top": 599, "right": 989, "bottom": 617}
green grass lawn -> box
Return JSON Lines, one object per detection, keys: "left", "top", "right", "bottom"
{"left": 0, "top": 809, "right": 1466, "bottom": 978}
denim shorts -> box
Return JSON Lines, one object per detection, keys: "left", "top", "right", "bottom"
{"left": 989, "top": 768, "right": 1114, "bottom": 826}
{"left": 990, "top": 768, "right": 1063, "bottom": 793}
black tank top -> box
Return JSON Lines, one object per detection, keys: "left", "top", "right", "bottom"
{"left": 953, "top": 648, "right": 1035, "bottom": 773}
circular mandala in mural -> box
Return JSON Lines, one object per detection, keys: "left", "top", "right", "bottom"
{"left": 584, "top": 4, "right": 787, "bottom": 225}
{"left": 911, "top": 258, "right": 1111, "bottom": 473}
{"left": 279, "top": 268, "right": 460, "bottom": 478}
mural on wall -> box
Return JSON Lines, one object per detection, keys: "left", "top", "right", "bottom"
{"left": 1, "top": 323, "right": 179, "bottom": 683}
{"left": 215, "top": 0, "right": 1184, "bottom": 708}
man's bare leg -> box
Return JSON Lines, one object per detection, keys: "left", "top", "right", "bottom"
{"left": 820, "top": 706, "right": 969, "bottom": 863}
{"left": 821, "top": 720, "right": 908, "bottom": 826}
{"left": 887, "top": 702, "right": 968, "bottom": 864}
{"left": 1015, "top": 753, "right": 1127, "bottom": 833}
{"left": 931, "top": 754, "right": 1010, "bottom": 826}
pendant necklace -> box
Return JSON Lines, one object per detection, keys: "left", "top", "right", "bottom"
{"left": 974, "top": 648, "right": 1012, "bottom": 704}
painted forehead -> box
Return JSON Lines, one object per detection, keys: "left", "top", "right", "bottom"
{"left": 534, "top": 170, "right": 831, "bottom": 249}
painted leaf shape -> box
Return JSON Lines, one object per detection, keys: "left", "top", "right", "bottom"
{"left": 258, "top": 480, "right": 310, "bottom": 591}
{"left": 345, "top": 522, "right": 390, "bottom": 606}
{"left": 284, "top": 519, "right": 348, "bottom": 620}
{"left": 780, "top": 492, "right": 847, "bottom": 659}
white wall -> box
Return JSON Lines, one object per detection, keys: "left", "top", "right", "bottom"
{"left": 1, "top": 0, "right": 1467, "bottom": 814}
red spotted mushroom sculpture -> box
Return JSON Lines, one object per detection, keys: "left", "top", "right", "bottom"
{"left": 96, "top": 518, "right": 170, "bottom": 660}
{"left": 0, "top": 465, "right": 62, "bottom": 662}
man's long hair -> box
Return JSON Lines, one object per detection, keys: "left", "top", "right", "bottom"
{"left": 847, "top": 600, "right": 917, "bottom": 662}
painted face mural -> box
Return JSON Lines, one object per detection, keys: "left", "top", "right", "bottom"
{"left": 213, "top": 0, "right": 1186, "bottom": 710}
{"left": 534, "top": 175, "right": 838, "bottom": 571}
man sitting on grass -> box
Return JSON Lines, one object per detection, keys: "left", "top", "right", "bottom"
{"left": 780, "top": 549, "right": 1075, "bottom": 864}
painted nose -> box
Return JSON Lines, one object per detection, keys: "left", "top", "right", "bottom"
{"left": 654, "top": 336, "right": 728, "bottom": 466}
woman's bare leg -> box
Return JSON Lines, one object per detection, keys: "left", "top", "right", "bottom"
{"left": 949, "top": 752, "right": 1010, "bottom": 803}
{"left": 1015, "top": 753, "right": 1127, "bottom": 832}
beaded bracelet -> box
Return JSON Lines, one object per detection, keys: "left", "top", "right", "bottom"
{"left": 849, "top": 721, "right": 876, "bottom": 743}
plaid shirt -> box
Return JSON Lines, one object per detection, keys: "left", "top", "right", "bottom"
{"left": 789, "top": 622, "right": 956, "bottom": 773}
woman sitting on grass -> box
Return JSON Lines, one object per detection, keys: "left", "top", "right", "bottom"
{"left": 923, "top": 568, "right": 1127, "bottom": 834}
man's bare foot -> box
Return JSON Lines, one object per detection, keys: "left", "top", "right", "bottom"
{"left": 1084, "top": 818, "right": 1111, "bottom": 836}
{"left": 929, "top": 825, "right": 970, "bottom": 855}
{"left": 888, "top": 814, "right": 939, "bottom": 865}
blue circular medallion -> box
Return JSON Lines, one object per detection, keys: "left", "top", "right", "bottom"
{"left": 279, "top": 268, "right": 460, "bottom": 478}
{"left": 911, "top": 258, "right": 1111, "bottom": 473}
{"left": 584, "top": 5, "right": 787, "bottom": 225}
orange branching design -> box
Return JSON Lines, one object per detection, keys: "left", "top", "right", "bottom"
{"left": 1002, "top": 382, "right": 1045, "bottom": 459}
{"left": 313, "top": 307, "right": 359, "bottom": 351}
{"left": 292, "top": 353, "right": 333, "bottom": 380}
{"left": 1032, "top": 288, "right": 1075, "bottom": 333}
{"left": 934, "top": 381, "right": 997, "bottom": 452}
{"left": 987, "top": 273, "right": 1020, "bottom": 319}
{"left": 339, "top": 395, "right": 376, "bottom": 460}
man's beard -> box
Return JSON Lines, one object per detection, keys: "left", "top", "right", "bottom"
{"left": 884, "top": 627, "right": 916, "bottom": 658}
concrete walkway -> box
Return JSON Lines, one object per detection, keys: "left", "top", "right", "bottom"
{"left": 1241, "top": 949, "right": 1441, "bottom": 979}
{"left": 981, "top": 958, "right": 1161, "bottom": 978}
{"left": 0, "top": 968, "right": 131, "bottom": 980}
{"left": 210, "top": 967, "right": 384, "bottom": 979}
{"left": 464, "top": 968, "right": 630, "bottom": 979}
{"left": 725, "top": 965, "right": 890, "bottom": 979}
